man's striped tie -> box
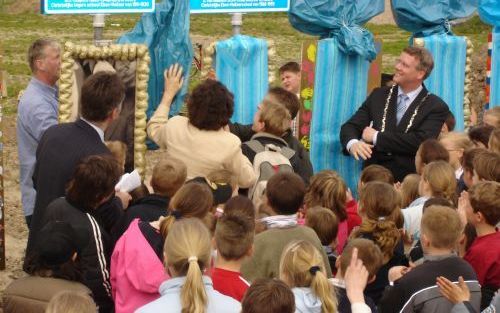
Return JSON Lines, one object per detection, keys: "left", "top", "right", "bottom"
{"left": 397, "top": 94, "right": 409, "bottom": 125}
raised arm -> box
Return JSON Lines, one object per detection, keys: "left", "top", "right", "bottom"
{"left": 147, "top": 64, "right": 184, "bottom": 148}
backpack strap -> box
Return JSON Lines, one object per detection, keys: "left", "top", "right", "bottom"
{"left": 245, "top": 140, "right": 266, "bottom": 154}
{"left": 280, "top": 146, "right": 295, "bottom": 160}
{"left": 250, "top": 132, "right": 289, "bottom": 147}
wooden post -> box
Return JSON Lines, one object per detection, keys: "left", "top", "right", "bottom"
{"left": 0, "top": 79, "right": 5, "bottom": 270}
{"left": 367, "top": 39, "right": 383, "bottom": 94}
{"left": 0, "top": 70, "right": 7, "bottom": 98}
{"left": 0, "top": 47, "right": 5, "bottom": 270}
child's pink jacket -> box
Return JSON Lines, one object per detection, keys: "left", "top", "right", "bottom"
{"left": 111, "top": 219, "right": 169, "bottom": 313}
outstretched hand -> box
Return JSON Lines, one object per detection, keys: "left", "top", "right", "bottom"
{"left": 437, "top": 276, "right": 470, "bottom": 304}
{"left": 163, "top": 63, "right": 184, "bottom": 99}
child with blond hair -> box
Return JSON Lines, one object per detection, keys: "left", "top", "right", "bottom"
{"left": 403, "top": 161, "right": 457, "bottom": 244}
{"left": 45, "top": 291, "right": 97, "bottom": 313}
{"left": 111, "top": 183, "right": 214, "bottom": 313}
{"left": 398, "top": 174, "right": 421, "bottom": 208}
{"left": 439, "top": 132, "right": 473, "bottom": 180}
{"left": 136, "top": 218, "right": 240, "bottom": 313}
{"left": 280, "top": 240, "right": 337, "bottom": 313}
{"left": 117, "top": 157, "right": 187, "bottom": 237}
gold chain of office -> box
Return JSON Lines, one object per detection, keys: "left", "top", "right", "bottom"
{"left": 380, "top": 85, "right": 430, "bottom": 133}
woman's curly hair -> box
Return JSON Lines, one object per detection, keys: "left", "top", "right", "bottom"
{"left": 187, "top": 80, "right": 234, "bottom": 130}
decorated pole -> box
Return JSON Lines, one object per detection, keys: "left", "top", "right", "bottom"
{"left": 289, "top": 0, "right": 384, "bottom": 194}
{"left": 479, "top": 0, "right": 500, "bottom": 109}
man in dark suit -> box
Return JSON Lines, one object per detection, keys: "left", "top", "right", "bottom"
{"left": 340, "top": 46, "right": 449, "bottom": 182}
{"left": 26, "top": 72, "right": 128, "bottom": 261}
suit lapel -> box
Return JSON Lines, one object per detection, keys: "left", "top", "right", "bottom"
{"left": 397, "top": 85, "right": 429, "bottom": 132}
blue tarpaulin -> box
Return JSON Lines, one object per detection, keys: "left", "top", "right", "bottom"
{"left": 479, "top": 0, "right": 500, "bottom": 28}
{"left": 479, "top": 0, "right": 500, "bottom": 108}
{"left": 392, "top": 0, "right": 478, "bottom": 37}
{"left": 117, "top": 0, "right": 193, "bottom": 117}
{"left": 423, "top": 34, "right": 467, "bottom": 130}
{"left": 215, "top": 35, "right": 269, "bottom": 124}
{"left": 310, "top": 38, "right": 369, "bottom": 195}
{"left": 288, "top": 0, "right": 384, "bottom": 61}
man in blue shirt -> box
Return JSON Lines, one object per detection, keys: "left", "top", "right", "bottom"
{"left": 17, "top": 38, "right": 61, "bottom": 226}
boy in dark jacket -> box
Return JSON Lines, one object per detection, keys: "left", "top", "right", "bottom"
{"left": 114, "top": 157, "right": 187, "bottom": 239}
{"left": 379, "top": 206, "right": 481, "bottom": 313}
{"left": 332, "top": 238, "right": 383, "bottom": 313}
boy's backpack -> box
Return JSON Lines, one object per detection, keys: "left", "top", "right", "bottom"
{"left": 244, "top": 135, "right": 295, "bottom": 208}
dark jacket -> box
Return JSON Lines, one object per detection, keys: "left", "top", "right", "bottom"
{"left": 340, "top": 85, "right": 449, "bottom": 182}
{"left": 379, "top": 255, "right": 481, "bottom": 313}
{"left": 334, "top": 284, "right": 378, "bottom": 313}
{"left": 231, "top": 123, "right": 313, "bottom": 184}
{"left": 34, "top": 197, "right": 116, "bottom": 313}
{"left": 28, "top": 119, "right": 110, "bottom": 259}
{"left": 359, "top": 232, "right": 408, "bottom": 305}
{"left": 114, "top": 194, "right": 169, "bottom": 240}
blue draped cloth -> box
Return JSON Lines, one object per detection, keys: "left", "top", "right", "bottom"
{"left": 288, "top": 0, "right": 384, "bottom": 61}
{"left": 215, "top": 35, "right": 268, "bottom": 124}
{"left": 490, "top": 30, "right": 500, "bottom": 108}
{"left": 423, "top": 34, "right": 467, "bottom": 130}
{"left": 310, "top": 38, "right": 369, "bottom": 195}
{"left": 392, "top": 0, "right": 478, "bottom": 37}
{"left": 479, "top": 0, "right": 500, "bottom": 108}
{"left": 117, "top": 0, "right": 193, "bottom": 117}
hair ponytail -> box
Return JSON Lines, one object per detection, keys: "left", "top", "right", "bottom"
{"left": 357, "top": 182, "right": 402, "bottom": 260}
{"left": 181, "top": 257, "right": 207, "bottom": 313}
{"left": 310, "top": 270, "right": 337, "bottom": 313}
{"left": 164, "top": 219, "right": 211, "bottom": 313}
{"left": 279, "top": 241, "right": 337, "bottom": 313}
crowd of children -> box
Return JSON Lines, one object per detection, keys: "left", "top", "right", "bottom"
{"left": 4, "top": 60, "right": 500, "bottom": 313}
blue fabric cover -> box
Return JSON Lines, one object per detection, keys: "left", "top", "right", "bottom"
{"left": 491, "top": 30, "right": 500, "bottom": 108}
{"left": 288, "top": 0, "right": 384, "bottom": 61}
{"left": 479, "top": 0, "right": 500, "bottom": 108}
{"left": 422, "top": 34, "right": 467, "bottom": 130}
{"left": 392, "top": 0, "right": 478, "bottom": 37}
{"left": 215, "top": 35, "right": 268, "bottom": 124}
{"left": 117, "top": 0, "right": 193, "bottom": 117}
{"left": 310, "top": 38, "right": 369, "bottom": 195}
{"left": 479, "top": 0, "right": 500, "bottom": 27}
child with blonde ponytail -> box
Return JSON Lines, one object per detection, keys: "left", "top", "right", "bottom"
{"left": 136, "top": 218, "right": 240, "bottom": 313}
{"left": 279, "top": 240, "right": 337, "bottom": 313}
{"left": 351, "top": 181, "right": 407, "bottom": 304}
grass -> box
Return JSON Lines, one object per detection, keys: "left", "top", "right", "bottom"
{"left": 0, "top": 9, "right": 492, "bottom": 116}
